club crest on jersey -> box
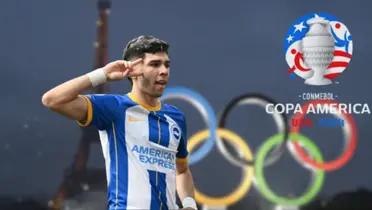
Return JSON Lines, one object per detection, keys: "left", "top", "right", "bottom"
{"left": 171, "top": 124, "right": 181, "bottom": 141}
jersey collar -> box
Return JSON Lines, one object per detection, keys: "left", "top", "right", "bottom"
{"left": 128, "top": 92, "right": 161, "bottom": 111}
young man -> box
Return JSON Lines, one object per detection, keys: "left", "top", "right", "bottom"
{"left": 42, "top": 35, "right": 197, "bottom": 210}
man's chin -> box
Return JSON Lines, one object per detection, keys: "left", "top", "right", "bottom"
{"left": 153, "top": 92, "right": 163, "bottom": 98}
{"left": 152, "top": 86, "right": 166, "bottom": 98}
{"left": 150, "top": 90, "right": 164, "bottom": 98}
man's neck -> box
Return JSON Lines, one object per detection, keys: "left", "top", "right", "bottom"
{"left": 130, "top": 88, "right": 160, "bottom": 108}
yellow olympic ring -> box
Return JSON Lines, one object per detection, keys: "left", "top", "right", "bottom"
{"left": 188, "top": 128, "right": 254, "bottom": 206}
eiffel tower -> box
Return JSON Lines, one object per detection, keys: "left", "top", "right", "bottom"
{"left": 49, "top": 0, "right": 111, "bottom": 209}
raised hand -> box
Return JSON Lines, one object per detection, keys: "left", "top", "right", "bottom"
{"left": 103, "top": 58, "right": 143, "bottom": 81}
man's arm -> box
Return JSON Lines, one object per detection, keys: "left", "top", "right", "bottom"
{"left": 176, "top": 159, "right": 197, "bottom": 210}
{"left": 41, "top": 59, "right": 142, "bottom": 121}
{"left": 41, "top": 75, "right": 92, "bottom": 121}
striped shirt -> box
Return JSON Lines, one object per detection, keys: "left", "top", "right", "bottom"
{"left": 78, "top": 93, "right": 188, "bottom": 210}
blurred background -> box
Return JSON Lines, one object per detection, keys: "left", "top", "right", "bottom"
{"left": 1, "top": 0, "right": 371, "bottom": 209}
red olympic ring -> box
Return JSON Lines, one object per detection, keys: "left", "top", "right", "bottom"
{"left": 290, "top": 99, "right": 358, "bottom": 171}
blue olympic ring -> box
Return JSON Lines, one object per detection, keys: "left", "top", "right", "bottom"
{"left": 161, "top": 86, "right": 217, "bottom": 165}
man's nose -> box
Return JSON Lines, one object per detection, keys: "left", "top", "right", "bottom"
{"left": 159, "top": 64, "right": 169, "bottom": 75}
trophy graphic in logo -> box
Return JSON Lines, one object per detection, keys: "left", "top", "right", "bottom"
{"left": 284, "top": 13, "right": 353, "bottom": 86}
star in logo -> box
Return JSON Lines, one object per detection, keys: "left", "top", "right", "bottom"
{"left": 294, "top": 21, "right": 306, "bottom": 32}
{"left": 287, "top": 35, "right": 294, "bottom": 43}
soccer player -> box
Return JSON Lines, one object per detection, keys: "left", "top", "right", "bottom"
{"left": 42, "top": 35, "right": 197, "bottom": 210}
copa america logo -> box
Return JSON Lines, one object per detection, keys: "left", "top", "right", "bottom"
{"left": 284, "top": 13, "right": 353, "bottom": 85}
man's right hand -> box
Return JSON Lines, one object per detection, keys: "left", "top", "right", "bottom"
{"left": 103, "top": 58, "right": 143, "bottom": 81}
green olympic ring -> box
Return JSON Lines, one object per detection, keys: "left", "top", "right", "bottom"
{"left": 255, "top": 133, "right": 325, "bottom": 206}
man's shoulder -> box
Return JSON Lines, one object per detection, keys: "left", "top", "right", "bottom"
{"left": 162, "top": 103, "right": 183, "bottom": 113}
{"left": 161, "top": 103, "right": 186, "bottom": 120}
{"left": 88, "top": 93, "right": 136, "bottom": 107}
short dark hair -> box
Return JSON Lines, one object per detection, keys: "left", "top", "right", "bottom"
{"left": 123, "top": 35, "right": 169, "bottom": 61}
{"left": 123, "top": 35, "right": 169, "bottom": 84}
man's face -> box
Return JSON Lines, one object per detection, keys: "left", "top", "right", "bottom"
{"left": 132, "top": 52, "right": 170, "bottom": 98}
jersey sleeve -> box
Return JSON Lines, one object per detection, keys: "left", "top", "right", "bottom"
{"left": 77, "top": 94, "right": 120, "bottom": 130}
{"left": 176, "top": 113, "right": 189, "bottom": 159}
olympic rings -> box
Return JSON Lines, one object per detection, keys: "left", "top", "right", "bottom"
{"left": 161, "top": 86, "right": 358, "bottom": 207}
{"left": 161, "top": 86, "right": 217, "bottom": 165}
{"left": 255, "top": 133, "right": 325, "bottom": 206}
{"left": 218, "top": 94, "right": 289, "bottom": 167}
{"left": 289, "top": 99, "right": 358, "bottom": 171}
{"left": 188, "top": 128, "right": 254, "bottom": 206}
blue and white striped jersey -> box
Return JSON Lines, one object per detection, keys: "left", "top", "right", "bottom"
{"left": 78, "top": 93, "right": 188, "bottom": 210}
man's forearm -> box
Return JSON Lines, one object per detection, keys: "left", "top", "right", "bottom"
{"left": 176, "top": 167, "right": 195, "bottom": 201}
{"left": 42, "top": 75, "right": 92, "bottom": 108}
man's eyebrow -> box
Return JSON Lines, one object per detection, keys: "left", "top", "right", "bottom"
{"left": 147, "top": 59, "right": 171, "bottom": 63}
{"left": 148, "top": 59, "right": 161, "bottom": 63}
